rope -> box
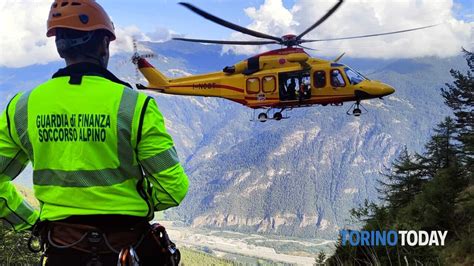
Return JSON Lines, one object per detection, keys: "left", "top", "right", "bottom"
{"left": 45, "top": 223, "right": 150, "bottom": 256}
{"left": 47, "top": 229, "right": 89, "bottom": 249}
{"left": 102, "top": 229, "right": 148, "bottom": 254}
{"left": 102, "top": 233, "right": 120, "bottom": 254}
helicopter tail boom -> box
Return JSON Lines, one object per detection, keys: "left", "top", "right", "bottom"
{"left": 137, "top": 58, "right": 170, "bottom": 88}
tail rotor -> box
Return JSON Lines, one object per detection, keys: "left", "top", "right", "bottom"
{"left": 130, "top": 38, "right": 156, "bottom": 83}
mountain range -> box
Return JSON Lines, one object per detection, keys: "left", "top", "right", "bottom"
{"left": 0, "top": 41, "right": 467, "bottom": 239}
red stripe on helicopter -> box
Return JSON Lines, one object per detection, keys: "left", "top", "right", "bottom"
{"left": 218, "top": 84, "right": 245, "bottom": 93}
{"left": 245, "top": 95, "right": 356, "bottom": 108}
{"left": 253, "top": 47, "right": 308, "bottom": 58}
{"left": 231, "top": 99, "right": 247, "bottom": 105}
{"left": 137, "top": 58, "right": 153, "bottom": 69}
{"left": 165, "top": 84, "right": 244, "bottom": 93}
{"left": 245, "top": 96, "right": 279, "bottom": 100}
{"left": 244, "top": 94, "right": 353, "bottom": 101}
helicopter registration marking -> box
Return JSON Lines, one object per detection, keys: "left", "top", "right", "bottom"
{"left": 192, "top": 83, "right": 217, "bottom": 90}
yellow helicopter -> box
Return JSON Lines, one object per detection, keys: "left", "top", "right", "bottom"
{"left": 134, "top": 0, "right": 436, "bottom": 121}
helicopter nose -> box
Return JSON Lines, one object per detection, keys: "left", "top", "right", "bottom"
{"left": 355, "top": 81, "right": 395, "bottom": 99}
{"left": 381, "top": 84, "right": 395, "bottom": 96}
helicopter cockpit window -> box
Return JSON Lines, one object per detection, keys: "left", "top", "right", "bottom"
{"left": 246, "top": 77, "right": 260, "bottom": 94}
{"left": 344, "top": 67, "right": 366, "bottom": 85}
{"left": 330, "top": 69, "right": 345, "bottom": 87}
{"left": 313, "top": 70, "right": 326, "bottom": 88}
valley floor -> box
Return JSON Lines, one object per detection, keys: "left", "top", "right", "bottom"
{"left": 160, "top": 221, "right": 335, "bottom": 265}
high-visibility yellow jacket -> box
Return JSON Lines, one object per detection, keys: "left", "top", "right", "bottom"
{"left": 0, "top": 63, "right": 189, "bottom": 231}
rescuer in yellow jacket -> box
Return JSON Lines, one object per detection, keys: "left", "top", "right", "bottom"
{"left": 0, "top": 0, "right": 188, "bottom": 264}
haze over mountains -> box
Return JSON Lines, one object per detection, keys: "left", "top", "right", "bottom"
{"left": 0, "top": 41, "right": 466, "bottom": 239}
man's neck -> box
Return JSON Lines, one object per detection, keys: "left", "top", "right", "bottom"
{"left": 65, "top": 58, "right": 102, "bottom": 68}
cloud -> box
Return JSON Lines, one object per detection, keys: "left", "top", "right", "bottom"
{"left": 111, "top": 25, "right": 149, "bottom": 55}
{"left": 1, "top": 0, "right": 471, "bottom": 68}
{"left": 0, "top": 1, "right": 174, "bottom": 68}
{"left": 0, "top": 0, "right": 58, "bottom": 68}
{"left": 111, "top": 26, "right": 176, "bottom": 55}
{"left": 148, "top": 27, "right": 176, "bottom": 42}
{"left": 223, "top": 0, "right": 473, "bottom": 58}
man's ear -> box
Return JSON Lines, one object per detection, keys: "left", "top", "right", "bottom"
{"left": 99, "top": 35, "right": 111, "bottom": 68}
{"left": 100, "top": 35, "right": 111, "bottom": 56}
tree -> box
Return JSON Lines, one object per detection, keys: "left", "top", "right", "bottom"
{"left": 377, "top": 147, "right": 427, "bottom": 213}
{"left": 438, "top": 48, "right": 474, "bottom": 264}
{"left": 315, "top": 250, "right": 326, "bottom": 265}
{"left": 441, "top": 48, "right": 474, "bottom": 178}
{"left": 422, "top": 117, "right": 458, "bottom": 171}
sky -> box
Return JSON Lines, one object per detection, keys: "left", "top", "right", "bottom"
{"left": 0, "top": 0, "right": 472, "bottom": 68}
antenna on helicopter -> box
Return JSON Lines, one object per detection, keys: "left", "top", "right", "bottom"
{"left": 334, "top": 52, "right": 346, "bottom": 63}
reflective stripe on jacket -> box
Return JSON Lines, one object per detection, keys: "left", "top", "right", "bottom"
{"left": 0, "top": 63, "right": 189, "bottom": 230}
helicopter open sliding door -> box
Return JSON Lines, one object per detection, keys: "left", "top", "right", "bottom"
{"left": 278, "top": 71, "right": 311, "bottom": 102}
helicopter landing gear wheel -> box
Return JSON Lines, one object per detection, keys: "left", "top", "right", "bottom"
{"left": 273, "top": 112, "right": 283, "bottom": 121}
{"left": 346, "top": 100, "right": 367, "bottom": 117}
{"left": 353, "top": 108, "right": 362, "bottom": 117}
{"left": 258, "top": 113, "right": 268, "bottom": 122}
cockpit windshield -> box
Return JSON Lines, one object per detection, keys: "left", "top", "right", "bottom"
{"left": 344, "top": 66, "right": 368, "bottom": 85}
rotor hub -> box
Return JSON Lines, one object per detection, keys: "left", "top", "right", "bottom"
{"left": 281, "top": 34, "right": 296, "bottom": 41}
{"left": 131, "top": 53, "right": 141, "bottom": 65}
{"left": 280, "top": 34, "right": 301, "bottom": 47}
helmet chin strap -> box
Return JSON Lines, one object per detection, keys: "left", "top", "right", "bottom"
{"left": 56, "top": 31, "right": 94, "bottom": 51}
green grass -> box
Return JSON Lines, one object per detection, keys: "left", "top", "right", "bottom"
{"left": 180, "top": 247, "right": 234, "bottom": 266}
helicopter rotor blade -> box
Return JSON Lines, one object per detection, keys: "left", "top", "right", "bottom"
{"left": 133, "top": 38, "right": 138, "bottom": 54}
{"left": 296, "top": 0, "right": 343, "bottom": 40}
{"left": 179, "top": 2, "right": 282, "bottom": 42}
{"left": 173, "top": 37, "right": 278, "bottom": 45}
{"left": 300, "top": 24, "right": 439, "bottom": 43}
{"left": 297, "top": 44, "right": 318, "bottom": 51}
{"left": 142, "top": 53, "right": 156, "bottom": 58}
